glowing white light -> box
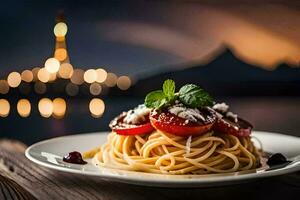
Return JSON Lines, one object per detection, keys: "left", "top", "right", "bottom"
{"left": 45, "top": 58, "right": 60, "bottom": 73}
{"left": 54, "top": 22, "right": 68, "bottom": 37}
{"left": 84, "top": 69, "right": 97, "bottom": 83}
{"left": 37, "top": 68, "right": 50, "bottom": 83}
{"left": 96, "top": 68, "right": 107, "bottom": 83}
{"left": 89, "top": 98, "right": 105, "bottom": 118}
{"left": 7, "top": 72, "right": 21, "bottom": 88}
{"left": 38, "top": 98, "right": 53, "bottom": 118}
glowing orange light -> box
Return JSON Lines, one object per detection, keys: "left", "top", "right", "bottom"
{"left": 45, "top": 58, "right": 60, "bottom": 73}
{"left": 7, "top": 72, "right": 21, "bottom": 88}
{"left": 89, "top": 83, "right": 102, "bottom": 95}
{"left": 38, "top": 98, "right": 53, "bottom": 118}
{"left": 70, "top": 69, "right": 84, "bottom": 85}
{"left": 32, "top": 67, "right": 41, "bottom": 81}
{"left": 89, "top": 98, "right": 105, "bottom": 118}
{"left": 37, "top": 68, "right": 50, "bottom": 83}
{"left": 21, "top": 70, "right": 33, "bottom": 83}
{"left": 0, "top": 99, "right": 10, "bottom": 117}
{"left": 54, "top": 48, "right": 67, "bottom": 61}
{"left": 52, "top": 98, "right": 66, "bottom": 118}
{"left": 59, "top": 63, "right": 73, "bottom": 79}
{"left": 17, "top": 99, "right": 31, "bottom": 117}
{"left": 84, "top": 69, "right": 97, "bottom": 83}
{"left": 105, "top": 73, "right": 117, "bottom": 87}
{"left": 54, "top": 22, "right": 68, "bottom": 37}
{"left": 117, "top": 76, "right": 131, "bottom": 90}
{"left": 96, "top": 68, "right": 107, "bottom": 83}
{"left": 0, "top": 80, "right": 9, "bottom": 94}
{"left": 48, "top": 72, "right": 57, "bottom": 82}
{"left": 56, "top": 36, "right": 65, "bottom": 42}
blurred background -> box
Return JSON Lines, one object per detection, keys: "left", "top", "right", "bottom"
{"left": 0, "top": 0, "right": 299, "bottom": 145}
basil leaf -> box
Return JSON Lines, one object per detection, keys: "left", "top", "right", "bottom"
{"left": 178, "top": 84, "right": 213, "bottom": 107}
{"left": 144, "top": 90, "right": 167, "bottom": 108}
{"left": 162, "top": 79, "right": 175, "bottom": 100}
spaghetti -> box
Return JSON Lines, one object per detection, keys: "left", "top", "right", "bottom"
{"left": 91, "top": 130, "right": 260, "bottom": 175}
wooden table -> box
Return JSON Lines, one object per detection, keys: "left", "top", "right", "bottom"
{"left": 1, "top": 140, "right": 300, "bottom": 200}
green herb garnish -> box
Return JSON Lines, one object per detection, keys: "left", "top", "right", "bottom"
{"left": 144, "top": 79, "right": 213, "bottom": 109}
{"left": 178, "top": 84, "right": 213, "bottom": 107}
{"left": 145, "top": 79, "right": 175, "bottom": 108}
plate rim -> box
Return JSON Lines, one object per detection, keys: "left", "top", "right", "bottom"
{"left": 25, "top": 131, "right": 300, "bottom": 186}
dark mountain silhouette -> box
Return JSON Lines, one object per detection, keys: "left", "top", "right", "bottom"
{"left": 128, "top": 49, "right": 300, "bottom": 97}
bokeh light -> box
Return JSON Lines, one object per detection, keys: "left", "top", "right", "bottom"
{"left": 84, "top": 69, "right": 97, "bottom": 83}
{"left": 89, "top": 83, "right": 102, "bottom": 95}
{"left": 48, "top": 72, "right": 57, "bottom": 82}
{"left": 32, "top": 67, "right": 41, "bottom": 81}
{"left": 45, "top": 58, "right": 60, "bottom": 73}
{"left": 59, "top": 63, "right": 73, "bottom": 79}
{"left": 0, "top": 99, "right": 10, "bottom": 117}
{"left": 65, "top": 82, "right": 79, "bottom": 96}
{"left": 34, "top": 82, "right": 47, "bottom": 94}
{"left": 0, "top": 80, "right": 9, "bottom": 94}
{"left": 7, "top": 72, "right": 21, "bottom": 88}
{"left": 71, "top": 69, "right": 84, "bottom": 85}
{"left": 21, "top": 70, "right": 33, "bottom": 83}
{"left": 96, "top": 68, "right": 107, "bottom": 83}
{"left": 89, "top": 98, "right": 105, "bottom": 118}
{"left": 37, "top": 68, "right": 50, "bottom": 83}
{"left": 38, "top": 98, "right": 53, "bottom": 118}
{"left": 104, "top": 72, "right": 117, "bottom": 87}
{"left": 54, "top": 22, "right": 68, "bottom": 37}
{"left": 117, "top": 76, "right": 131, "bottom": 90}
{"left": 17, "top": 99, "right": 31, "bottom": 118}
{"left": 52, "top": 98, "right": 67, "bottom": 119}
{"left": 54, "top": 48, "right": 67, "bottom": 61}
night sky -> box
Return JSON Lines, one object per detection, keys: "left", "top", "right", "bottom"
{"left": 0, "top": 1, "right": 181, "bottom": 78}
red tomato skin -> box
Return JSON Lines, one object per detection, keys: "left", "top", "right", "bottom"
{"left": 109, "top": 112, "right": 154, "bottom": 135}
{"left": 213, "top": 117, "right": 252, "bottom": 137}
{"left": 150, "top": 109, "right": 216, "bottom": 136}
{"left": 112, "top": 122, "right": 154, "bottom": 135}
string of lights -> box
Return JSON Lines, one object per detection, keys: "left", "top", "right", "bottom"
{"left": 0, "top": 17, "right": 132, "bottom": 119}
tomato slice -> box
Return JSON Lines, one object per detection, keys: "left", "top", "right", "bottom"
{"left": 150, "top": 108, "right": 216, "bottom": 136}
{"left": 213, "top": 116, "right": 253, "bottom": 137}
{"left": 109, "top": 112, "right": 154, "bottom": 135}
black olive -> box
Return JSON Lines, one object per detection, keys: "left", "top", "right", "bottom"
{"left": 267, "top": 153, "right": 288, "bottom": 166}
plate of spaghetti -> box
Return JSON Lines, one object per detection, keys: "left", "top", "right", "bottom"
{"left": 26, "top": 80, "right": 300, "bottom": 187}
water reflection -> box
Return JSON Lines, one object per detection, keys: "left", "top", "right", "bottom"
{"left": 17, "top": 99, "right": 31, "bottom": 117}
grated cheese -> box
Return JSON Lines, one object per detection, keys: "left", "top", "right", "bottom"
{"left": 226, "top": 111, "right": 238, "bottom": 123}
{"left": 212, "top": 102, "right": 229, "bottom": 113}
{"left": 123, "top": 104, "right": 151, "bottom": 124}
{"left": 168, "top": 105, "right": 205, "bottom": 122}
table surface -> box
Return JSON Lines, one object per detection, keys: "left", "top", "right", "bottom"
{"left": 0, "top": 139, "right": 300, "bottom": 200}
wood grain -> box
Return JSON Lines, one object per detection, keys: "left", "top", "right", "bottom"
{"left": 0, "top": 140, "right": 300, "bottom": 200}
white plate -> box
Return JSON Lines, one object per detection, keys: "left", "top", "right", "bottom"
{"left": 25, "top": 131, "right": 300, "bottom": 187}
